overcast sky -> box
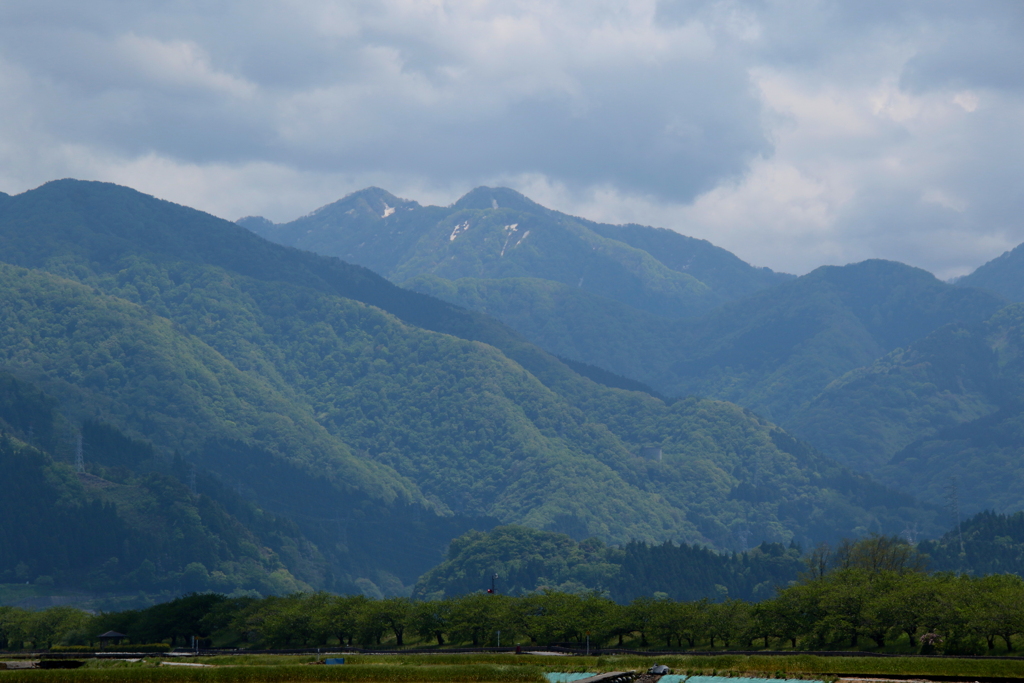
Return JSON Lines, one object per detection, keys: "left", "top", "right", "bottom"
{"left": 1, "top": 1, "right": 1021, "bottom": 277}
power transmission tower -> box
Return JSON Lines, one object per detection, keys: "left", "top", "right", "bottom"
{"left": 75, "top": 433, "right": 84, "bottom": 473}
{"left": 945, "top": 479, "right": 966, "bottom": 573}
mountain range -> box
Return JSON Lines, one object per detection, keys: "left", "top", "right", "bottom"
{"left": 243, "top": 186, "right": 1024, "bottom": 520}
{"left": 6, "top": 177, "right": 1024, "bottom": 603}
{"left": 0, "top": 179, "right": 941, "bottom": 603}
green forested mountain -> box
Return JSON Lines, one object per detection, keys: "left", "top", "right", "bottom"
{"left": 921, "top": 510, "right": 1024, "bottom": 576}
{"left": 583, "top": 220, "right": 789, "bottom": 301}
{"left": 405, "top": 274, "right": 680, "bottom": 388}
{"left": 667, "top": 260, "right": 1004, "bottom": 424}
{"left": 413, "top": 525, "right": 624, "bottom": 599}
{"left": 788, "top": 321, "right": 1002, "bottom": 474}
{"left": 0, "top": 372, "right": 320, "bottom": 597}
{"left": 413, "top": 525, "right": 804, "bottom": 603}
{"left": 0, "top": 439, "right": 316, "bottom": 597}
{"left": 413, "top": 260, "right": 1003, "bottom": 428}
{"left": 243, "top": 189, "right": 999, "bottom": 431}
{"left": 786, "top": 304, "right": 1024, "bottom": 514}
{"left": 241, "top": 186, "right": 791, "bottom": 319}
{"left": 0, "top": 179, "right": 940, "bottom": 594}
{"left": 960, "top": 241, "right": 1024, "bottom": 301}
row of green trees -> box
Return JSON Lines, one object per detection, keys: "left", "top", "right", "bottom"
{"left": 209, "top": 571, "right": 1024, "bottom": 655}
{"left": 5, "top": 537, "right": 1024, "bottom": 656}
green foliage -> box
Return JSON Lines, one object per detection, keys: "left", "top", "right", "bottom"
{"left": 11, "top": 536, "right": 1024, "bottom": 658}
{"left": 788, "top": 322, "right": 1001, "bottom": 473}
{"left": 612, "top": 540, "right": 804, "bottom": 604}
{"left": 414, "top": 526, "right": 805, "bottom": 603}
{"left": 0, "top": 429, "right": 316, "bottom": 596}
{"left": 658, "top": 260, "right": 1002, "bottom": 424}
{"left": 791, "top": 303, "right": 1024, "bottom": 513}
{"left": 920, "top": 510, "right": 1024, "bottom": 576}
{"left": 410, "top": 262, "right": 1002, "bottom": 433}
{"left": 0, "top": 178, "right": 934, "bottom": 568}
{"left": 414, "top": 526, "right": 622, "bottom": 599}
{"left": 404, "top": 275, "right": 678, "bottom": 396}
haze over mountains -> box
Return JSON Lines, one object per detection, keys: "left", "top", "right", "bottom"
{"left": 0, "top": 179, "right": 944, "bottom": 604}
{"left": 245, "top": 185, "right": 1024, "bottom": 520}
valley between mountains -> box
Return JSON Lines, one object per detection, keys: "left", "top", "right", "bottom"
{"left": 3, "top": 179, "right": 1024, "bottom": 603}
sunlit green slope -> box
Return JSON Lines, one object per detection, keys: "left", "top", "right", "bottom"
{"left": 0, "top": 180, "right": 936, "bottom": 561}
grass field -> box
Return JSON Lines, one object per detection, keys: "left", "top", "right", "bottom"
{"left": 5, "top": 653, "right": 1024, "bottom": 682}
{"left": 0, "top": 662, "right": 543, "bottom": 683}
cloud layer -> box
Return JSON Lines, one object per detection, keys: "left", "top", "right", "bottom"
{"left": 1, "top": 1, "right": 1021, "bottom": 277}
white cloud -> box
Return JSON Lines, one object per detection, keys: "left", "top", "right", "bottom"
{"left": 952, "top": 91, "right": 979, "bottom": 113}
{"left": 114, "top": 33, "right": 257, "bottom": 99}
{"left": 0, "top": 0, "right": 1021, "bottom": 278}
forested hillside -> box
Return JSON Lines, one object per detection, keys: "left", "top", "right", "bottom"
{"left": 923, "top": 510, "right": 1024, "bottom": 576}
{"left": 0, "top": 179, "right": 939, "bottom": 601}
{"left": 413, "top": 260, "right": 1003, "bottom": 428}
{"left": 960, "top": 240, "right": 1024, "bottom": 301}
{"left": 0, "top": 372, "right": 320, "bottom": 598}
{"left": 245, "top": 189, "right": 1002, "bottom": 431}
{"left": 13, "top": 532, "right": 1024, "bottom": 656}
{"left": 242, "top": 186, "right": 791, "bottom": 319}
{"left": 414, "top": 525, "right": 803, "bottom": 603}
{"left": 785, "top": 304, "right": 1024, "bottom": 514}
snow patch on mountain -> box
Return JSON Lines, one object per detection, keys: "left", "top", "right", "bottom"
{"left": 449, "top": 221, "right": 469, "bottom": 242}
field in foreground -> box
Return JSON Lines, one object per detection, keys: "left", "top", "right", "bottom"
{"left": 7, "top": 654, "right": 1024, "bottom": 682}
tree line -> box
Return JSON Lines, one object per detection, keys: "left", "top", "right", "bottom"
{"left": 4, "top": 536, "right": 1024, "bottom": 656}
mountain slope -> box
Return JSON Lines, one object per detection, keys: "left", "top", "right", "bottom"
{"left": 785, "top": 304, "right": 1024, "bottom": 514}
{"left": 244, "top": 189, "right": 1001, "bottom": 434}
{"left": 241, "top": 187, "right": 449, "bottom": 278}
{"left": 404, "top": 275, "right": 679, "bottom": 385}
{"left": 920, "top": 510, "right": 1024, "bottom": 576}
{"left": 788, "top": 322, "right": 1002, "bottom": 473}
{"left": 0, "top": 264, "right": 492, "bottom": 591}
{"left": 660, "top": 260, "right": 1004, "bottom": 424}
{"left": 412, "top": 524, "right": 803, "bottom": 602}
{"left": 0, "top": 373, "right": 321, "bottom": 596}
{"left": 244, "top": 186, "right": 791, "bottom": 318}
{"left": 584, "top": 221, "right": 791, "bottom": 301}
{"left": 960, "top": 241, "right": 1024, "bottom": 301}
{"left": 0, "top": 180, "right": 937, "bottom": 559}
{"left": 413, "top": 260, "right": 1004, "bottom": 429}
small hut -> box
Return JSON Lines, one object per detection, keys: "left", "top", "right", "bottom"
{"left": 97, "top": 631, "right": 126, "bottom": 648}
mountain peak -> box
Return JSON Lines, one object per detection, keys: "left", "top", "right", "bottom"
{"left": 236, "top": 216, "right": 276, "bottom": 238}
{"left": 453, "top": 186, "right": 546, "bottom": 213}
{"left": 307, "top": 187, "right": 419, "bottom": 222}
{"left": 815, "top": 257, "right": 934, "bottom": 277}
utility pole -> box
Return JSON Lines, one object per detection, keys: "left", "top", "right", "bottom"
{"left": 487, "top": 573, "right": 498, "bottom": 594}
{"left": 75, "top": 433, "right": 84, "bottom": 473}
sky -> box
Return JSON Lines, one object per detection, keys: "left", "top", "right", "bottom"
{"left": 0, "top": 1, "right": 1022, "bottom": 278}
